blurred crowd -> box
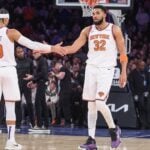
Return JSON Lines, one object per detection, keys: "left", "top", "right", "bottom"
{"left": 0, "top": 0, "right": 150, "bottom": 129}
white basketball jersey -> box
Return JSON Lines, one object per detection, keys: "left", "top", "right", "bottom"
{"left": 86, "top": 23, "right": 118, "bottom": 67}
{"left": 0, "top": 27, "right": 16, "bottom": 67}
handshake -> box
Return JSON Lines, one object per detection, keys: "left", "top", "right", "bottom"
{"left": 38, "top": 41, "right": 69, "bottom": 56}
{"left": 51, "top": 42, "right": 66, "bottom": 56}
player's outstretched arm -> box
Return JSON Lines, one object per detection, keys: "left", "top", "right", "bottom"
{"left": 7, "top": 29, "right": 65, "bottom": 56}
{"left": 113, "top": 25, "right": 128, "bottom": 88}
{"left": 63, "top": 27, "right": 89, "bottom": 55}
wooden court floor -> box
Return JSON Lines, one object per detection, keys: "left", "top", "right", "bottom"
{"left": 0, "top": 133, "right": 150, "bottom": 150}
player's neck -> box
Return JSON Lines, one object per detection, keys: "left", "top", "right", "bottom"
{"left": 95, "top": 21, "right": 109, "bottom": 31}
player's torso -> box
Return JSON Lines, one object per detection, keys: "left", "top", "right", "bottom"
{"left": 0, "top": 27, "right": 16, "bottom": 67}
{"left": 87, "top": 23, "right": 118, "bottom": 67}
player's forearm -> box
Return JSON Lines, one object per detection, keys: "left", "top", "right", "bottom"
{"left": 64, "top": 38, "right": 85, "bottom": 54}
{"left": 17, "top": 35, "right": 52, "bottom": 53}
{"left": 119, "top": 51, "right": 128, "bottom": 73}
{"left": 120, "top": 61, "right": 127, "bottom": 73}
{"left": 63, "top": 46, "right": 77, "bottom": 54}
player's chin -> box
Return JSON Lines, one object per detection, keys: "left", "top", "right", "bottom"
{"left": 93, "top": 20, "right": 98, "bottom": 23}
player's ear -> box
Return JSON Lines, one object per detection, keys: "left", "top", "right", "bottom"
{"left": 103, "top": 12, "right": 107, "bottom": 18}
{"left": 4, "top": 18, "right": 9, "bottom": 25}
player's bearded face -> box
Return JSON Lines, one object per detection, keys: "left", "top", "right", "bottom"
{"left": 93, "top": 17, "right": 104, "bottom": 25}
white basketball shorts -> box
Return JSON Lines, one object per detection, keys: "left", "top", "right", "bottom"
{"left": 0, "top": 66, "right": 20, "bottom": 101}
{"left": 82, "top": 65, "right": 115, "bottom": 101}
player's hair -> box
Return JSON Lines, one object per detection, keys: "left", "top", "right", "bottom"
{"left": 0, "top": 8, "right": 9, "bottom": 14}
{"left": 93, "top": 5, "right": 107, "bottom": 14}
{"left": 0, "top": 8, "right": 9, "bottom": 22}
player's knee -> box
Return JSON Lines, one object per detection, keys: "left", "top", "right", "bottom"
{"left": 98, "top": 91, "right": 105, "bottom": 98}
{"left": 96, "top": 100, "right": 106, "bottom": 110}
{"left": 96, "top": 91, "right": 108, "bottom": 101}
{"left": 88, "top": 101, "right": 97, "bottom": 113}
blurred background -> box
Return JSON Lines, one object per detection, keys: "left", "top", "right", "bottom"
{"left": 0, "top": 0, "right": 150, "bottom": 130}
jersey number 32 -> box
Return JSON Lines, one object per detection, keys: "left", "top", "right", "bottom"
{"left": 94, "top": 40, "right": 106, "bottom": 51}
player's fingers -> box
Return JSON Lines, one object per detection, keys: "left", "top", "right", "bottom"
{"left": 119, "top": 76, "right": 123, "bottom": 88}
{"left": 119, "top": 77, "right": 126, "bottom": 88}
{"left": 42, "top": 41, "right": 48, "bottom": 44}
{"left": 58, "top": 51, "right": 65, "bottom": 56}
{"left": 57, "top": 41, "right": 63, "bottom": 46}
{"left": 60, "top": 47, "right": 66, "bottom": 55}
{"left": 61, "top": 47, "right": 67, "bottom": 54}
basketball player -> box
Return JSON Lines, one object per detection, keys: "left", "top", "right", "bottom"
{"left": 0, "top": 8, "right": 64, "bottom": 150}
{"left": 63, "top": 5, "right": 128, "bottom": 149}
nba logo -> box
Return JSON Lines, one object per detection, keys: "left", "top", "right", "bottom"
{"left": 0, "top": 36, "right": 2, "bottom": 41}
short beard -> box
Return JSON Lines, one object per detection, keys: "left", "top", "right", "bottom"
{"left": 93, "top": 18, "right": 103, "bottom": 25}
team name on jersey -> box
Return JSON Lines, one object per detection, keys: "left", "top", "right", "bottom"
{"left": 90, "top": 34, "right": 110, "bottom": 40}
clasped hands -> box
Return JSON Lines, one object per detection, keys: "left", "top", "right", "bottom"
{"left": 37, "top": 41, "right": 68, "bottom": 56}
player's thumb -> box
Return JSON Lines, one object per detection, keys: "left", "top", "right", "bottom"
{"left": 43, "top": 41, "right": 48, "bottom": 44}
{"left": 58, "top": 41, "right": 63, "bottom": 46}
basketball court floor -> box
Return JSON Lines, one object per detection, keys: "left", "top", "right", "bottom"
{"left": 0, "top": 126, "right": 150, "bottom": 150}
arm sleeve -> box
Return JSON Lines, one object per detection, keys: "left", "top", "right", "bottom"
{"left": 17, "top": 35, "right": 52, "bottom": 52}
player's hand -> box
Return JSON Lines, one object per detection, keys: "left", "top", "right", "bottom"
{"left": 35, "top": 41, "right": 66, "bottom": 56}
{"left": 51, "top": 42, "right": 66, "bottom": 56}
{"left": 119, "top": 71, "right": 127, "bottom": 88}
{"left": 23, "top": 74, "right": 33, "bottom": 80}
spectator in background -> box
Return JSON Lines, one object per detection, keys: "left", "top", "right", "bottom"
{"left": 0, "top": 95, "right": 5, "bottom": 126}
{"left": 15, "top": 46, "right": 35, "bottom": 128}
{"left": 128, "top": 60, "right": 150, "bottom": 129}
{"left": 135, "top": 7, "right": 149, "bottom": 32}
{"left": 25, "top": 52, "right": 49, "bottom": 129}
{"left": 46, "top": 81, "right": 59, "bottom": 125}
{"left": 71, "top": 62, "right": 84, "bottom": 87}
{"left": 22, "top": 1, "right": 35, "bottom": 21}
{"left": 71, "top": 62, "right": 85, "bottom": 127}
{"left": 38, "top": 5, "right": 48, "bottom": 20}
{"left": 127, "top": 60, "right": 136, "bottom": 74}
{"left": 53, "top": 62, "right": 72, "bottom": 126}
{"left": 21, "top": 22, "right": 33, "bottom": 37}
{"left": 143, "top": 0, "right": 150, "bottom": 12}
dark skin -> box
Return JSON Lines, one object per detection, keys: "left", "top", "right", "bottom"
{"left": 63, "top": 8, "right": 127, "bottom": 88}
